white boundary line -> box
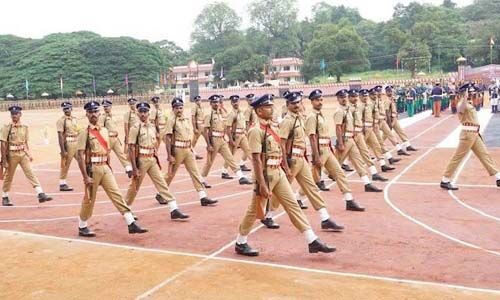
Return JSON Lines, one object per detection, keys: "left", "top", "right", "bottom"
{"left": 1, "top": 229, "right": 498, "bottom": 296}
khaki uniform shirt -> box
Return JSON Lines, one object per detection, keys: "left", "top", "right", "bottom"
{"left": 151, "top": 106, "right": 167, "bottom": 136}
{"left": 56, "top": 115, "right": 79, "bottom": 135}
{"left": 1, "top": 123, "right": 29, "bottom": 157}
{"left": 165, "top": 113, "right": 193, "bottom": 141}
{"left": 124, "top": 109, "right": 139, "bottom": 130}
{"left": 279, "top": 112, "right": 306, "bottom": 149}
{"left": 191, "top": 104, "right": 205, "bottom": 130}
{"left": 333, "top": 105, "right": 354, "bottom": 131}
{"left": 363, "top": 100, "right": 377, "bottom": 123}
{"left": 350, "top": 103, "right": 364, "bottom": 128}
{"left": 204, "top": 109, "right": 226, "bottom": 132}
{"left": 305, "top": 110, "right": 329, "bottom": 138}
{"left": 128, "top": 122, "right": 157, "bottom": 147}
{"left": 98, "top": 113, "right": 119, "bottom": 135}
{"left": 226, "top": 108, "right": 247, "bottom": 131}
{"left": 248, "top": 119, "right": 282, "bottom": 159}
{"left": 76, "top": 124, "right": 109, "bottom": 156}
{"left": 244, "top": 106, "right": 258, "bottom": 127}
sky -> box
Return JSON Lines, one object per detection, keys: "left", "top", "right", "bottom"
{"left": 0, "top": 0, "right": 472, "bottom": 50}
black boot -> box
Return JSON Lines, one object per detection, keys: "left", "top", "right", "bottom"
{"left": 195, "top": 155, "right": 203, "bottom": 160}
{"left": 171, "top": 209, "right": 190, "bottom": 220}
{"left": 364, "top": 183, "right": 382, "bottom": 192}
{"left": 372, "top": 173, "right": 388, "bottom": 182}
{"left": 240, "top": 164, "right": 251, "bottom": 172}
{"left": 397, "top": 149, "right": 410, "bottom": 156}
{"left": 440, "top": 181, "right": 458, "bottom": 190}
{"left": 297, "top": 199, "right": 308, "bottom": 209}
{"left": 202, "top": 182, "right": 212, "bottom": 189}
{"left": 381, "top": 165, "right": 395, "bottom": 172}
{"left": 200, "top": 197, "right": 218, "bottom": 206}
{"left": 78, "top": 227, "right": 96, "bottom": 237}
{"left": 59, "top": 184, "right": 74, "bottom": 191}
{"left": 308, "top": 239, "right": 336, "bottom": 253}
{"left": 321, "top": 219, "right": 344, "bottom": 232}
{"left": 342, "top": 164, "right": 354, "bottom": 172}
{"left": 239, "top": 177, "right": 252, "bottom": 185}
{"left": 2, "top": 197, "right": 13, "bottom": 206}
{"left": 407, "top": 145, "right": 417, "bottom": 151}
{"left": 235, "top": 243, "right": 259, "bottom": 256}
{"left": 346, "top": 200, "right": 365, "bottom": 211}
{"left": 221, "top": 173, "right": 234, "bottom": 179}
{"left": 497, "top": 179, "right": 500, "bottom": 187}
{"left": 316, "top": 181, "right": 330, "bottom": 191}
{"left": 388, "top": 157, "right": 401, "bottom": 164}
{"left": 261, "top": 218, "right": 280, "bottom": 229}
{"left": 38, "top": 193, "right": 53, "bottom": 203}
{"left": 128, "top": 222, "right": 148, "bottom": 234}
{"left": 155, "top": 193, "right": 168, "bottom": 205}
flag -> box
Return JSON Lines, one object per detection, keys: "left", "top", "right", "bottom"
{"left": 60, "top": 76, "right": 64, "bottom": 91}
{"left": 92, "top": 76, "right": 96, "bottom": 91}
{"left": 220, "top": 66, "right": 224, "bottom": 79}
{"left": 319, "top": 59, "right": 326, "bottom": 70}
{"left": 125, "top": 73, "right": 129, "bottom": 86}
{"left": 211, "top": 58, "right": 215, "bottom": 65}
{"left": 25, "top": 79, "right": 29, "bottom": 92}
{"left": 156, "top": 73, "right": 160, "bottom": 85}
{"left": 490, "top": 37, "right": 495, "bottom": 46}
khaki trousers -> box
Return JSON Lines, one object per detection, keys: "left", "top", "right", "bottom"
{"left": 239, "top": 168, "right": 311, "bottom": 236}
{"left": 444, "top": 133, "right": 498, "bottom": 178}
{"left": 380, "top": 121, "right": 399, "bottom": 146}
{"left": 312, "top": 145, "right": 351, "bottom": 193}
{"left": 364, "top": 128, "right": 384, "bottom": 160}
{"left": 354, "top": 133, "right": 376, "bottom": 167}
{"left": 336, "top": 138, "right": 367, "bottom": 177}
{"left": 80, "top": 164, "right": 131, "bottom": 221}
{"left": 109, "top": 137, "right": 131, "bottom": 169}
{"left": 392, "top": 120, "right": 409, "bottom": 142}
{"left": 2, "top": 153, "right": 41, "bottom": 192}
{"left": 192, "top": 131, "right": 202, "bottom": 148}
{"left": 224, "top": 134, "right": 252, "bottom": 168}
{"left": 374, "top": 126, "right": 389, "bottom": 153}
{"left": 125, "top": 157, "right": 175, "bottom": 206}
{"left": 60, "top": 142, "right": 78, "bottom": 180}
{"left": 201, "top": 138, "right": 239, "bottom": 177}
{"left": 165, "top": 147, "right": 204, "bottom": 192}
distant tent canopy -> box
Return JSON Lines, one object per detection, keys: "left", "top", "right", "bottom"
{"left": 107, "top": 89, "right": 114, "bottom": 95}
{"left": 6, "top": 93, "right": 14, "bottom": 99}
{"left": 41, "top": 92, "right": 49, "bottom": 97}
{"left": 75, "top": 90, "right": 83, "bottom": 96}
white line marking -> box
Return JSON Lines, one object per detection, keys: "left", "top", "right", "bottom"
{"left": 1, "top": 229, "right": 498, "bottom": 296}
{"left": 394, "top": 181, "right": 499, "bottom": 189}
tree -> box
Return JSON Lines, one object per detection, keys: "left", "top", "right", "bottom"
{"left": 312, "top": 3, "right": 362, "bottom": 25}
{"left": 442, "top": 0, "right": 456, "bottom": 9}
{"left": 249, "top": 0, "right": 300, "bottom": 57}
{"left": 303, "top": 24, "right": 370, "bottom": 82}
{"left": 397, "top": 40, "right": 432, "bottom": 78}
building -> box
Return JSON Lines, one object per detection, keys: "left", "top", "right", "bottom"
{"left": 170, "top": 60, "right": 215, "bottom": 89}
{"left": 264, "top": 57, "right": 304, "bottom": 84}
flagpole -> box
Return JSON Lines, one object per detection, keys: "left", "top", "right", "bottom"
{"left": 25, "top": 79, "right": 29, "bottom": 100}
{"left": 60, "top": 75, "right": 64, "bottom": 99}
{"left": 92, "top": 75, "right": 97, "bottom": 98}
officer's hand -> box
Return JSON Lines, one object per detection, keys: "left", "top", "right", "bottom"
{"left": 259, "top": 184, "right": 271, "bottom": 199}
{"left": 61, "top": 151, "right": 68, "bottom": 158}
{"left": 229, "top": 139, "right": 235, "bottom": 147}
{"left": 2, "top": 161, "right": 8, "bottom": 170}
{"left": 285, "top": 169, "right": 293, "bottom": 182}
{"left": 207, "top": 145, "right": 214, "bottom": 152}
{"left": 194, "top": 129, "right": 200, "bottom": 134}
{"left": 133, "top": 169, "right": 141, "bottom": 178}
{"left": 374, "top": 124, "right": 379, "bottom": 131}
{"left": 313, "top": 157, "right": 322, "bottom": 168}
{"left": 84, "top": 176, "right": 93, "bottom": 185}
{"left": 336, "top": 144, "right": 345, "bottom": 152}
{"left": 167, "top": 156, "right": 175, "bottom": 163}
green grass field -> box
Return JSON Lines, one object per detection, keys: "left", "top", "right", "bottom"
{"left": 311, "top": 69, "right": 445, "bottom": 83}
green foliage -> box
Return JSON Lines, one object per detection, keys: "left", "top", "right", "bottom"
{"left": 397, "top": 40, "right": 432, "bottom": 77}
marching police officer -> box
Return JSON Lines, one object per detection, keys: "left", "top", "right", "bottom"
{"left": 124, "top": 102, "right": 190, "bottom": 220}
{"left": 224, "top": 95, "right": 252, "bottom": 174}
{"left": 164, "top": 97, "right": 217, "bottom": 206}
{"left": 1, "top": 105, "right": 52, "bottom": 206}
{"left": 201, "top": 95, "right": 252, "bottom": 186}
{"left": 123, "top": 97, "right": 139, "bottom": 153}
{"left": 98, "top": 99, "right": 133, "bottom": 176}
{"left": 244, "top": 93, "right": 258, "bottom": 130}
{"left": 150, "top": 96, "right": 168, "bottom": 148}
{"left": 191, "top": 95, "right": 205, "bottom": 160}
{"left": 235, "top": 94, "right": 335, "bottom": 256}
{"left": 386, "top": 86, "right": 417, "bottom": 153}
{"left": 441, "top": 83, "right": 500, "bottom": 190}
{"left": 75, "top": 101, "right": 147, "bottom": 237}
{"left": 57, "top": 101, "right": 79, "bottom": 191}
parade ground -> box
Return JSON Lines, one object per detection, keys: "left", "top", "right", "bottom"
{"left": 1, "top": 99, "right": 499, "bottom": 299}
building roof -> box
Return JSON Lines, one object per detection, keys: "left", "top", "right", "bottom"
{"left": 270, "top": 57, "right": 303, "bottom": 66}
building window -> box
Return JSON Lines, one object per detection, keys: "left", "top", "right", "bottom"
{"left": 284, "top": 66, "right": 290, "bottom": 71}
{"left": 284, "top": 77, "right": 290, "bottom": 82}
{"left": 182, "top": 73, "right": 187, "bottom": 78}
{"left": 205, "top": 71, "right": 210, "bottom": 77}
{"left": 183, "top": 84, "right": 188, "bottom": 89}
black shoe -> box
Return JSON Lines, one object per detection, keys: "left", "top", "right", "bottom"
{"left": 240, "top": 164, "right": 251, "bottom": 172}
{"left": 407, "top": 146, "right": 417, "bottom": 151}
{"left": 297, "top": 199, "right": 308, "bottom": 209}
{"left": 78, "top": 227, "right": 96, "bottom": 237}
{"left": 342, "top": 164, "right": 354, "bottom": 172}
{"left": 388, "top": 157, "right": 401, "bottom": 164}
{"left": 202, "top": 182, "right": 212, "bottom": 189}
{"left": 440, "top": 181, "right": 458, "bottom": 190}
{"left": 328, "top": 175, "right": 336, "bottom": 181}
{"left": 346, "top": 200, "right": 365, "bottom": 211}
{"left": 128, "top": 222, "right": 148, "bottom": 234}
{"left": 321, "top": 219, "right": 344, "bottom": 232}
{"left": 170, "top": 209, "right": 190, "bottom": 220}
{"left": 221, "top": 173, "right": 234, "bottom": 179}
{"left": 316, "top": 181, "right": 330, "bottom": 191}
{"left": 2, "top": 197, "right": 13, "bottom": 206}
{"left": 239, "top": 177, "right": 252, "bottom": 185}
{"left": 59, "top": 184, "right": 74, "bottom": 191}
{"left": 155, "top": 193, "right": 168, "bottom": 205}
{"left": 397, "top": 149, "right": 410, "bottom": 156}
{"left": 497, "top": 179, "right": 500, "bottom": 187}
{"left": 308, "top": 239, "right": 336, "bottom": 253}
{"left": 364, "top": 183, "right": 382, "bottom": 192}
{"left": 133, "top": 214, "right": 138, "bottom": 221}
{"left": 195, "top": 155, "right": 203, "bottom": 160}
{"left": 372, "top": 173, "right": 388, "bottom": 182}
{"left": 261, "top": 218, "right": 280, "bottom": 229}
{"left": 38, "top": 193, "right": 53, "bottom": 203}
{"left": 126, "top": 170, "right": 133, "bottom": 179}
{"left": 381, "top": 165, "right": 395, "bottom": 172}
{"left": 235, "top": 243, "right": 259, "bottom": 256}
{"left": 200, "top": 197, "right": 218, "bottom": 206}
